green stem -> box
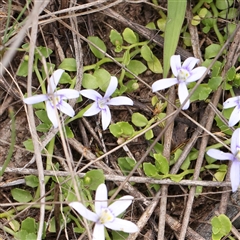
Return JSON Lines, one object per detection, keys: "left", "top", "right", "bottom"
{"left": 192, "top": 0, "right": 206, "bottom": 14}
{"left": 34, "top": 58, "right": 47, "bottom": 94}
{"left": 0, "top": 108, "right": 16, "bottom": 177}
{"left": 210, "top": 3, "right": 224, "bottom": 46}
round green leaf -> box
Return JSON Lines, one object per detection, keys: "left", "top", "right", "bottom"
{"left": 122, "top": 28, "right": 139, "bottom": 44}
{"left": 84, "top": 169, "right": 105, "bottom": 190}
{"left": 58, "top": 58, "right": 77, "bottom": 71}
{"left": 216, "top": 0, "right": 233, "bottom": 10}
{"left": 132, "top": 112, "right": 148, "bottom": 127}
{"left": 82, "top": 73, "right": 98, "bottom": 89}
{"left": 205, "top": 44, "right": 221, "bottom": 59}
{"left": 11, "top": 188, "right": 33, "bottom": 203}
{"left": 93, "top": 68, "right": 111, "bottom": 92}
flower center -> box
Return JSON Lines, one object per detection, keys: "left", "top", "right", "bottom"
{"left": 97, "top": 98, "right": 109, "bottom": 109}
{"left": 49, "top": 94, "right": 61, "bottom": 107}
{"left": 178, "top": 69, "right": 190, "bottom": 82}
{"left": 98, "top": 208, "right": 114, "bottom": 224}
{"left": 236, "top": 148, "right": 240, "bottom": 161}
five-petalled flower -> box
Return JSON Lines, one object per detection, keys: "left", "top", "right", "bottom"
{"left": 223, "top": 96, "right": 240, "bottom": 127}
{"left": 152, "top": 55, "right": 207, "bottom": 110}
{"left": 80, "top": 76, "right": 133, "bottom": 130}
{"left": 207, "top": 128, "right": 240, "bottom": 192}
{"left": 69, "top": 183, "right": 139, "bottom": 240}
{"left": 23, "top": 69, "right": 80, "bottom": 128}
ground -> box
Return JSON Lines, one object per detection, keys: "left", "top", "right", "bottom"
{"left": 0, "top": 0, "right": 240, "bottom": 240}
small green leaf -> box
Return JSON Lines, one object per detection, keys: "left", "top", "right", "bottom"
{"left": 132, "top": 112, "right": 148, "bottom": 127}
{"left": 87, "top": 36, "right": 107, "bottom": 59}
{"left": 35, "top": 46, "right": 52, "bottom": 58}
{"left": 183, "top": 32, "right": 192, "bottom": 47}
{"left": 125, "top": 60, "right": 147, "bottom": 78}
{"left": 23, "top": 139, "right": 34, "bottom": 151}
{"left": 219, "top": 8, "right": 237, "bottom": 19}
{"left": 156, "top": 18, "right": 166, "bottom": 32}
{"left": 226, "top": 67, "right": 236, "bottom": 81}
{"left": 58, "top": 58, "right": 77, "bottom": 71}
{"left": 35, "top": 110, "right": 51, "bottom": 124}
{"left": 111, "top": 231, "right": 129, "bottom": 240}
{"left": 11, "top": 188, "right": 33, "bottom": 203}
{"left": 154, "top": 153, "right": 169, "bottom": 174}
{"left": 208, "top": 77, "right": 222, "bottom": 90}
{"left": 190, "top": 84, "right": 212, "bottom": 101}
{"left": 109, "top": 29, "right": 123, "bottom": 47}
{"left": 21, "top": 217, "right": 36, "bottom": 233}
{"left": 65, "top": 126, "right": 74, "bottom": 138}
{"left": 147, "top": 56, "right": 163, "bottom": 74}
{"left": 198, "top": 8, "right": 208, "bottom": 18}
{"left": 25, "top": 175, "right": 39, "bottom": 188}
{"left": 109, "top": 122, "right": 135, "bottom": 138}
{"left": 93, "top": 68, "right": 111, "bottom": 92}
{"left": 145, "top": 129, "right": 154, "bottom": 140}
{"left": 36, "top": 123, "right": 50, "bottom": 133}
{"left": 118, "top": 157, "right": 136, "bottom": 175}
{"left": 82, "top": 74, "right": 98, "bottom": 89}
{"left": 17, "top": 60, "right": 29, "bottom": 77}
{"left": 216, "top": 0, "right": 233, "bottom": 10}
{"left": 141, "top": 45, "right": 154, "bottom": 62}
{"left": 205, "top": 44, "right": 221, "bottom": 59}
{"left": 143, "top": 163, "right": 162, "bottom": 179}
{"left": 122, "top": 50, "right": 131, "bottom": 66}
{"left": 122, "top": 28, "right": 139, "bottom": 44}
{"left": 191, "top": 15, "right": 201, "bottom": 26}
{"left": 84, "top": 169, "right": 105, "bottom": 190}
{"left": 58, "top": 72, "right": 72, "bottom": 84}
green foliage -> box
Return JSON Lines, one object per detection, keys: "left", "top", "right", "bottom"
{"left": 87, "top": 36, "right": 107, "bottom": 59}
{"left": 122, "top": 28, "right": 139, "bottom": 44}
{"left": 82, "top": 73, "right": 98, "bottom": 89}
{"left": 58, "top": 58, "right": 77, "bottom": 71}
{"left": 132, "top": 112, "right": 148, "bottom": 127}
{"left": 25, "top": 175, "right": 39, "bottom": 188}
{"left": 205, "top": 44, "right": 221, "bottom": 59}
{"left": 211, "top": 214, "right": 232, "bottom": 240}
{"left": 83, "top": 169, "right": 105, "bottom": 190}
{"left": 11, "top": 188, "right": 33, "bottom": 203}
{"left": 163, "top": 0, "right": 187, "bottom": 77}
{"left": 109, "top": 122, "right": 135, "bottom": 139}
{"left": 118, "top": 157, "right": 136, "bottom": 175}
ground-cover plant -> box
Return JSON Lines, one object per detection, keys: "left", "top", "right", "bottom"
{"left": 69, "top": 183, "right": 138, "bottom": 240}
{"left": 152, "top": 55, "right": 207, "bottom": 109}
{"left": 23, "top": 69, "right": 79, "bottom": 128}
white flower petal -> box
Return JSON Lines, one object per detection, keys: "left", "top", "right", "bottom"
{"left": 170, "top": 55, "right": 181, "bottom": 77}
{"left": 223, "top": 96, "right": 239, "bottom": 109}
{"left": 182, "top": 57, "right": 199, "bottom": 71}
{"left": 231, "top": 128, "right": 240, "bottom": 155}
{"left": 206, "top": 149, "right": 234, "bottom": 161}
{"left": 93, "top": 223, "right": 105, "bottom": 240}
{"left": 69, "top": 202, "right": 98, "bottom": 222}
{"left": 56, "top": 89, "right": 80, "bottom": 99}
{"left": 95, "top": 184, "right": 108, "bottom": 216}
{"left": 46, "top": 101, "right": 58, "bottom": 128}
{"left": 105, "top": 218, "right": 138, "bottom": 233}
{"left": 108, "top": 196, "right": 133, "bottom": 217}
{"left": 101, "top": 106, "right": 111, "bottom": 130}
{"left": 152, "top": 78, "right": 178, "bottom": 92}
{"left": 57, "top": 101, "right": 75, "bottom": 117}
{"left": 84, "top": 102, "right": 101, "bottom": 116}
{"left": 230, "top": 161, "right": 240, "bottom": 192}
{"left": 228, "top": 106, "right": 240, "bottom": 127}
{"left": 80, "top": 89, "right": 102, "bottom": 101}
{"left": 108, "top": 97, "right": 133, "bottom": 106}
{"left": 186, "top": 67, "right": 207, "bottom": 82}
{"left": 23, "top": 94, "right": 48, "bottom": 104}
{"left": 104, "top": 76, "right": 118, "bottom": 98}
{"left": 47, "top": 69, "right": 64, "bottom": 93}
{"left": 178, "top": 83, "right": 190, "bottom": 110}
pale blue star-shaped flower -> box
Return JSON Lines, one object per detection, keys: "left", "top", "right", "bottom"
{"left": 207, "top": 128, "right": 240, "bottom": 192}
{"left": 80, "top": 76, "right": 133, "bottom": 130}
{"left": 69, "top": 183, "right": 139, "bottom": 240}
{"left": 23, "top": 69, "right": 80, "bottom": 128}
{"left": 223, "top": 96, "right": 240, "bottom": 127}
{"left": 152, "top": 55, "right": 207, "bottom": 110}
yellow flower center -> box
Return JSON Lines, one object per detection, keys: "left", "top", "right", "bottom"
{"left": 178, "top": 69, "right": 190, "bottom": 81}
{"left": 236, "top": 149, "right": 240, "bottom": 161}
{"left": 98, "top": 208, "right": 114, "bottom": 224}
